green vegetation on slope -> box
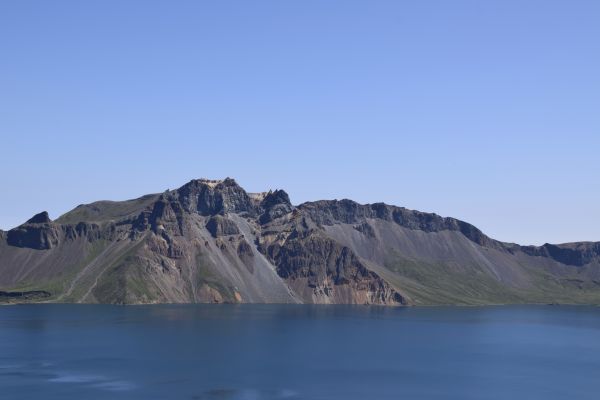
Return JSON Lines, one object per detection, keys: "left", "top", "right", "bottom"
{"left": 384, "top": 251, "right": 600, "bottom": 305}
{"left": 56, "top": 194, "right": 159, "bottom": 224}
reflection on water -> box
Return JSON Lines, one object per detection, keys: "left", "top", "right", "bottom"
{"left": 1, "top": 304, "right": 600, "bottom": 399}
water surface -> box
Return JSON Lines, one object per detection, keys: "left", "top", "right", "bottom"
{"left": 1, "top": 304, "right": 599, "bottom": 399}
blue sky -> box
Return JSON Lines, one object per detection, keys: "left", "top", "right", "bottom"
{"left": 1, "top": 0, "right": 599, "bottom": 245}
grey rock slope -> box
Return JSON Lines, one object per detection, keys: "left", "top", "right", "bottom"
{"left": 1, "top": 178, "right": 599, "bottom": 305}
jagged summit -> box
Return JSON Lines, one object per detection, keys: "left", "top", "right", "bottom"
{"left": 1, "top": 177, "right": 600, "bottom": 305}
{"left": 259, "top": 189, "right": 293, "bottom": 224}
{"left": 190, "top": 178, "right": 227, "bottom": 188}
{"left": 174, "top": 177, "right": 256, "bottom": 216}
{"left": 26, "top": 211, "right": 52, "bottom": 224}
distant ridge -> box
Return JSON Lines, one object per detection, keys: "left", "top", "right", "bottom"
{"left": 1, "top": 177, "right": 599, "bottom": 305}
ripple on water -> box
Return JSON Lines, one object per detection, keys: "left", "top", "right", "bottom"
{"left": 48, "top": 372, "right": 135, "bottom": 391}
{"left": 193, "top": 388, "right": 300, "bottom": 400}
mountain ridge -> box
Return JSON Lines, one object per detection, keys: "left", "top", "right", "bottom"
{"left": 1, "top": 178, "right": 599, "bottom": 305}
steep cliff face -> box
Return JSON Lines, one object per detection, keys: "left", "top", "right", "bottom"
{"left": 299, "top": 200, "right": 498, "bottom": 249}
{"left": 517, "top": 242, "right": 600, "bottom": 267}
{"left": 299, "top": 200, "right": 600, "bottom": 305}
{"left": 176, "top": 178, "right": 258, "bottom": 216}
{"left": 1, "top": 178, "right": 599, "bottom": 305}
{"left": 266, "top": 231, "right": 404, "bottom": 305}
{"left": 7, "top": 211, "right": 60, "bottom": 249}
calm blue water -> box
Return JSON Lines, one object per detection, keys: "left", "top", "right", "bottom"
{"left": 1, "top": 305, "right": 600, "bottom": 400}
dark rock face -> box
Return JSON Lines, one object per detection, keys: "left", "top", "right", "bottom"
{"left": 177, "top": 178, "right": 257, "bottom": 216}
{"left": 5, "top": 211, "right": 59, "bottom": 250}
{"left": 354, "top": 222, "right": 376, "bottom": 238}
{"left": 7, "top": 223, "right": 60, "bottom": 250}
{"left": 26, "top": 211, "right": 52, "bottom": 224}
{"left": 299, "top": 200, "right": 497, "bottom": 248}
{"left": 237, "top": 239, "right": 255, "bottom": 273}
{"left": 0, "top": 290, "right": 51, "bottom": 302}
{"left": 259, "top": 190, "right": 293, "bottom": 223}
{"left": 148, "top": 197, "right": 185, "bottom": 235}
{"left": 6, "top": 227, "right": 57, "bottom": 249}
{"left": 297, "top": 200, "right": 600, "bottom": 265}
{"left": 206, "top": 215, "right": 241, "bottom": 238}
{"left": 6, "top": 212, "right": 119, "bottom": 250}
{"left": 65, "top": 222, "right": 116, "bottom": 242}
{"left": 520, "top": 242, "right": 600, "bottom": 266}
{"left": 299, "top": 199, "right": 373, "bottom": 225}
{"left": 263, "top": 227, "right": 405, "bottom": 305}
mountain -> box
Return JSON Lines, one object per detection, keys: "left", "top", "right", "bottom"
{"left": 1, "top": 178, "right": 600, "bottom": 305}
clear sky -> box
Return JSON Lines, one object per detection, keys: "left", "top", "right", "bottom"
{"left": 1, "top": 1, "right": 599, "bottom": 245}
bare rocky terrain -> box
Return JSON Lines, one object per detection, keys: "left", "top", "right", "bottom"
{"left": 1, "top": 178, "right": 600, "bottom": 305}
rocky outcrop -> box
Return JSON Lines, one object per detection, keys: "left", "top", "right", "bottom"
{"left": 26, "top": 211, "right": 52, "bottom": 224}
{"left": 206, "top": 215, "right": 240, "bottom": 237}
{"left": 299, "top": 200, "right": 498, "bottom": 248}
{"left": 6, "top": 213, "right": 120, "bottom": 250}
{"left": 177, "top": 178, "right": 257, "bottom": 216}
{"left": 6, "top": 212, "right": 61, "bottom": 250}
{"left": 0, "top": 290, "right": 51, "bottom": 302}
{"left": 237, "top": 238, "right": 255, "bottom": 273}
{"left": 265, "top": 230, "right": 404, "bottom": 305}
{"left": 7, "top": 226, "right": 59, "bottom": 249}
{"left": 259, "top": 190, "right": 293, "bottom": 223}
{"left": 354, "top": 221, "right": 376, "bottom": 238}
{"left": 518, "top": 242, "right": 600, "bottom": 267}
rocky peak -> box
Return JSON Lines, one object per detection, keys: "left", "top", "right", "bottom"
{"left": 176, "top": 177, "right": 256, "bottom": 216}
{"left": 261, "top": 189, "right": 291, "bottom": 209}
{"left": 26, "top": 211, "right": 52, "bottom": 224}
{"left": 259, "top": 190, "right": 293, "bottom": 224}
{"left": 7, "top": 211, "right": 59, "bottom": 250}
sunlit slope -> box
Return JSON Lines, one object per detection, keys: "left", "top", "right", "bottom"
{"left": 1, "top": 179, "right": 599, "bottom": 305}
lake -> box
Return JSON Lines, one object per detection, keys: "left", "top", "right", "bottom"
{"left": 1, "top": 304, "right": 599, "bottom": 399}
